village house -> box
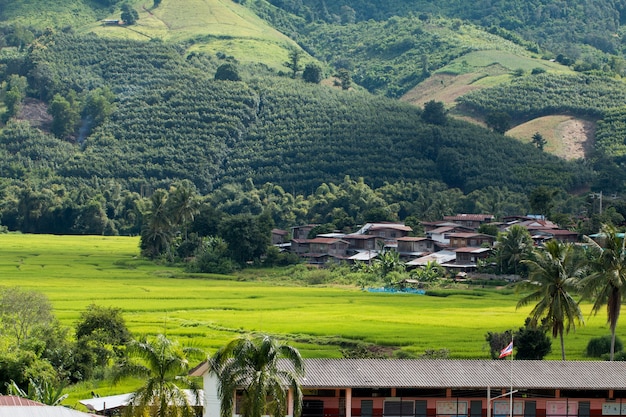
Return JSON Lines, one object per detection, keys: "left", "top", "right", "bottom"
{"left": 396, "top": 237, "right": 435, "bottom": 257}
{"left": 447, "top": 233, "right": 495, "bottom": 249}
{"left": 272, "top": 229, "right": 289, "bottom": 245}
{"left": 355, "top": 223, "right": 413, "bottom": 240}
{"left": 291, "top": 224, "right": 320, "bottom": 240}
{"left": 443, "top": 214, "right": 495, "bottom": 230}
{"left": 453, "top": 246, "right": 492, "bottom": 267}
{"left": 343, "top": 234, "right": 385, "bottom": 251}
{"left": 426, "top": 225, "right": 475, "bottom": 245}
{"left": 529, "top": 229, "right": 579, "bottom": 245}
{"left": 191, "top": 359, "right": 626, "bottom": 417}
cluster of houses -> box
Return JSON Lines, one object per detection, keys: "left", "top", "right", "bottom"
{"left": 272, "top": 214, "right": 579, "bottom": 272}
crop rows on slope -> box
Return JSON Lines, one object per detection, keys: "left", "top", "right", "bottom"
{"left": 15, "top": 34, "right": 591, "bottom": 196}
{"left": 595, "top": 106, "right": 626, "bottom": 159}
{"left": 223, "top": 79, "right": 590, "bottom": 194}
{"left": 457, "top": 73, "right": 626, "bottom": 120}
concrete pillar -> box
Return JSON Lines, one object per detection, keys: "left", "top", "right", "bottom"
{"left": 288, "top": 388, "right": 294, "bottom": 417}
{"left": 204, "top": 372, "right": 222, "bottom": 417}
{"left": 346, "top": 388, "right": 352, "bottom": 417}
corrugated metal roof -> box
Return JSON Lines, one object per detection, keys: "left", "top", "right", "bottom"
{"left": 0, "top": 406, "right": 97, "bottom": 417}
{"left": 0, "top": 396, "right": 44, "bottom": 406}
{"left": 296, "top": 359, "right": 626, "bottom": 390}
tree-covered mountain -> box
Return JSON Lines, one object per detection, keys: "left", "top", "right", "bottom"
{"left": 2, "top": 0, "right": 626, "bottom": 236}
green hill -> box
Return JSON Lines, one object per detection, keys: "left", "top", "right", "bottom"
{"left": 3, "top": 0, "right": 626, "bottom": 235}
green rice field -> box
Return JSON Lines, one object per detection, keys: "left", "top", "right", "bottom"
{"left": 0, "top": 233, "right": 621, "bottom": 361}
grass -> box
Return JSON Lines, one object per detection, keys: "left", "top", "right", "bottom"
{"left": 81, "top": 0, "right": 300, "bottom": 69}
{"left": 0, "top": 233, "right": 619, "bottom": 358}
{"left": 0, "top": 233, "right": 622, "bottom": 406}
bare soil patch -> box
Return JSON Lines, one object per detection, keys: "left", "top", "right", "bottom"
{"left": 16, "top": 97, "right": 52, "bottom": 131}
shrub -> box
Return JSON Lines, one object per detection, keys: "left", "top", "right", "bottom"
{"left": 585, "top": 335, "right": 623, "bottom": 357}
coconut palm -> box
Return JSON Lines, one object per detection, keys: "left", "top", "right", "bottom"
{"left": 580, "top": 224, "right": 626, "bottom": 360}
{"left": 140, "top": 189, "right": 174, "bottom": 259}
{"left": 517, "top": 240, "right": 585, "bottom": 360}
{"left": 115, "top": 334, "right": 202, "bottom": 417}
{"left": 211, "top": 334, "right": 305, "bottom": 417}
{"left": 497, "top": 225, "right": 534, "bottom": 276}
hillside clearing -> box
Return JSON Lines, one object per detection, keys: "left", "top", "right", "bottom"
{"left": 507, "top": 115, "right": 596, "bottom": 160}
{"left": 84, "top": 0, "right": 300, "bottom": 68}
{"left": 402, "top": 50, "right": 573, "bottom": 109}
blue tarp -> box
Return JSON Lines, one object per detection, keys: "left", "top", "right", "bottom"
{"left": 366, "top": 287, "right": 425, "bottom": 295}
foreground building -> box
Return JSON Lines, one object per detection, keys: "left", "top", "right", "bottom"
{"left": 191, "top": 359, "right": 626, "bottom": 417}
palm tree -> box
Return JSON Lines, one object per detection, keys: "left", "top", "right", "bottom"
{"left": 517, "top": 240, "right": 585, "bottom": 360}
{"left": 580, "top": 224, "right": 626, "bottom": 360}
{"left": 497, "top": 225, "right": 534, "bottom": 276}
{"left": 211, "top": 334, "right": 305, "bottom": 417}
{"left": 167, "top": 179, "right": 200, "bottom": 239}
{"left": 115, "top": 334, "right": 202, "bottom": 417}
{"left": 140, "top": 189, "right": 174, "bottom": 259}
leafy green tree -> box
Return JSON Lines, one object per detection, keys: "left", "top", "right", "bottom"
{"left": 284, "top": 48, "right": 304, "bottom": 79}
{"left": 337, "top": 68, "right": 351, "bottom": 90}
{"left": 115, "top": 334, "right": 202, "bottom": 417}
{"left": 485, "top": 111, "right": 511, "bottom": 134}
{"left": 485, "top": 330, "right": 513, "bottom": 359}
{"left": 186, "top": 236, "right": 237, "bottom": 274}
{"left": 496, "top": 225, "right": 534, "bottom": 276}
{"left": 514, "top": 318, "right": 552, "bottom": 360}
{"left": 48, "top": 93, "right": 80, "bottom": 138}
{"left": 532, "top": 132, "right": 547, "bottom": 151}
{"left": 517, "top": 240, "right": 585, "bottom": 360}
{"left": 215, "top": 63, "right": 242, "bottom": 81}
{"left": 75, "top": 304, "right": 132, "bottom": 370}
{"left": 528, "top": 186, "right": 559, "bottom": 219}
{"left": 585, "top": 335, "right": 623, "bottom": 358}
{"left": 580, "top": 224, "right": 626, "bottom": 360}
{"left": 0, "top": 287, "right": 53, "bottom": 348}
{"left": 121, "top": 3, "right": 139, "bottom": 25}
{"left": 2, "top": 75, "right": 27, "bottom": 121}
{"left": 421, "top": 100, "right": 447, "bottom": 125}
{"left": 302, "top": 63, "right": 322, "bottom": 84}
{"left": 210, "top": 334, "right": 304, "bottom": 417}
{"left": 83, "top": 87, "right": 116, "bottom": 129}
{"left": 218, "top": 212, "right": 272, "bottom": 265}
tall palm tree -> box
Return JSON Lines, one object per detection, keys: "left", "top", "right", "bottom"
{"left": 497, "top": 225, "right": 534, "bottom": 276}
{"left": 115, "top": 334, "right": 202, "bottom": 417}
{"left": 580, "top": 224, "right": 626, "bottom": 360}
{"left": 211, "top": 334, "right": 305, "bottom": 417}
{"left": 167, "top": 179, "right": 200, "bottom": 239}
{"left": 517, "top": 239, "right": 585, "bottom": 360}
{"left": 140, "top": 189, "right": 174, "bottom": 259}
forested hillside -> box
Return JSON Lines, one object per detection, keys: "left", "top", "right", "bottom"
{"left": 273, "top": 0, "right": 626, "bottom": 60}
{"left": 2, "top": 0, "right": 626, "bottom": 237}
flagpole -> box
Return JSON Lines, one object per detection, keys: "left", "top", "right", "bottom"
{"left": 509, "top": 337, "right": 514, "bottom": 417}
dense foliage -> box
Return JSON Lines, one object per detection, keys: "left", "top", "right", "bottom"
{"left": 457, "top": 73, "right": 626, "bottom": 120}
{"left": 0, "top": 31, "right": 599, "bottom": 237}
{"left": 270, "top": 0, "right": 626, "bottom": 63}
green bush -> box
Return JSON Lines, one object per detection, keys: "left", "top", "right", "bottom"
{"left": 585, "top": 335, "right": 623, "bottom": 357}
